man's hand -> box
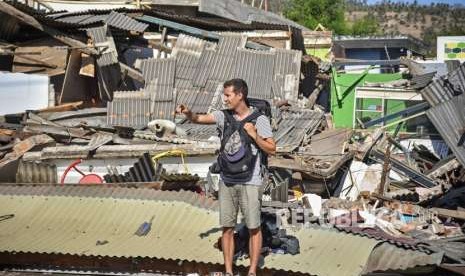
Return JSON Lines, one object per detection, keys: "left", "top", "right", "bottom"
{"left": 175, "top": 104, "right": 216, "bottom": 124}
{"left": 244, "top": 122, "right": 257, "bottom": 140}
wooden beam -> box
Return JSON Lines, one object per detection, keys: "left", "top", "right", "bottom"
{"left": 119, "top": 62, "right": 145, "bottom": 85}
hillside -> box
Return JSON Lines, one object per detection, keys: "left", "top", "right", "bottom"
{"left": 345, "top": 1, "right": 465, "bottom": 55}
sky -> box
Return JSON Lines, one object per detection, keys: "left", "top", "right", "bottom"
{"left": 366, "top": 0, "right": 465, "bottom": 5}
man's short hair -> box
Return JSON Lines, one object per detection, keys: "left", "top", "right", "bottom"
{"left": 224, "top": 79, "right": 249, "bottom": 104}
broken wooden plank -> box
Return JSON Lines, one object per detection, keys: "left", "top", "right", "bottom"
{"left": 59, "top": 49, "right": 95, "bottom": 104}
{"left": 430, "top": 208, "right": 465, "bottom": 220}
{"left": 80, "top": 53, "right": 95, "bottom": 77}
{"left": 119, "top": 62, "right": 145, "bottom": 85}
{"left": 0, "top": 134, "right": 54, "bottom": 169}
{"left": 37, "top": 101, "right": 83, "bottom": 113}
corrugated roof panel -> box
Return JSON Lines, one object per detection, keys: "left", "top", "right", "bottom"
{"left": 272, "top": 48, "right": 302, "bottom": 101}
{"left": 205, "top": 80, "right": 224, "bottom": 112}
{"left": 217, "top": 33, "right": 247, "bottom": 55}
{"left": 86, "top": 25, "right": 121, "bottom": 101}
{"left": 192, "top": 34, "right": 246, "bottom": 87}
{"left": 275, "top": 109, "right": 324, "bottom": 152}
{"left": 0, "top": 194, "right": 381, "bottom": 275}
{"left": 138, "top": 57, "right": 176, "bottom": 87}
{"left": 421, "top": 77, "right": 456, "bottom": 106}
{"left": 172, "top": 34, "right": 208, "bottom": 81}
{"left": 15, "top": 161, "right": 57, "bottom": 184}
{"left": 426, "top": 94, "right": 465, "bottom": 167}
{"left": 175, "top": 79, "right": 193, "bottom": 90}
{"left": 176, "top": 88, "right": 199, "bottom": 111}
{"left": 233, "top": 48, "right": 275, "bottom": 99}
{"left": 151, "top": 97, "right": 177, "bottom": 121}
{"left": 409, "top": 71, "right": 436, "bottom": 90}
{"left": 86, "top": 25, "right": 119, "bottom": 66}
{"left": 145, "top": 82, "right": 175, "bottom": 102}
{"left": 56, "top": 14, "right": 105, "bottom": 25}
{"left": 191, "top": 89, "right": 214, "bottom": 114}
{"left": 448, "top": 62, "right": 465, "bottom": 93}
{"left": 172, "top": 34, "right": 209, "bottom": 56}
{"left": 107, "top": 91, "right": 151, "bottom": 128}
{"left": 86, "top": 25, "right": 108, "bottom": 44}
{"left": 192, "top": 49, "right": 216, "bottom": 87}
{"left": 0, "top": 185, "right": 218, "bottom": 210}
{"left": 178, "top": 123, "right": 218, "bottom": 141}
{"left": 104, "top": 11, "right": 148, "bottom": 33}
{"left": 364, "top": 243, "right": 442, "bottom": 273}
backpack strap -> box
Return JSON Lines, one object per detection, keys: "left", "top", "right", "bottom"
{"left": 240, "top": 110, "right": 261, "bottom": 126}
{"left": 220, "top": 110, "right": 239, "bottom": 150}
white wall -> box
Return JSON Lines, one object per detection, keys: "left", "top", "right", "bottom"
{"left": 0, "top": 72, "right": 49, "bottom": 115}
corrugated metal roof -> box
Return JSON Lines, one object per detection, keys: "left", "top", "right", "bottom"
{"left": 336, "top": 226, "right": 430, "bottom": 253}
{"left": 420, "top": 77, "right": 455, "bottom": 106}
{"left": 56, "top": 14, "right": 108, "bottom": 25}
{"left": 15, "top": 161, "right": 57, "bottom": 184}
{"left": 138, "top": 57, "right": 176, "bottom": 87}
{"left": 272, "top": 48, "right": 302, "bottom": 101}
{"left": 0, "top": 194, "right": 381, "bottom": 275}
{"left": 86, "top": 25, "right": 119, "bottom": 67}
{"left": 172, "top": 34, "right": 209, "bottom": 81}
{"left": 275, "top": 109, "right": 324, "bottom": 152}
{"left": 104, "top": 11, "right": 148, "bottom": 33}
{"left": 364, "top": 243, "right": 442, "bottom": 273}
{"left": 44, "top": 7, "right": 293, "bottom": 31}
{"left": 426, "top": 94, "right": 465, "bottom": 167}
{"left": 192, "top": 34, "right": 246, "bottom": 87}
{"left": 107, "top": 91, "right": 151, "bottom": 129}
{"left": 178, "top": 123, "right": 218, "bottom": 141}
{"left": 176, "top": 88, "right": 199, "bottom": 113}
{"left": 420, "top": 63, "right": 465, "bottom": 106}
{"left": 0, "top": 185, "right": 218, "bottom": 210}
{"left": 86, "top": 25, "right": 121, "bottom": 101}
{"left": 448, "top": 62, "right": 465, "bottom": 93}
{"left": 410, "top": 71, "right": 436, "bottom": 90}
{"left": 233, "top": 48, "right": 275, "bottom": 99}
{"left": 150, "top": 95, "right": 177, "bottom": 120}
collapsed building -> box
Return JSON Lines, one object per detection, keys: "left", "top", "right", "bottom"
{"left": 0, "top": 1, "right": 465, "bottom": 275}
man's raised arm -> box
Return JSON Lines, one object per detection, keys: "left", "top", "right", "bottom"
{"left": 175, "top": 104, "right": 216, "bottom": 124}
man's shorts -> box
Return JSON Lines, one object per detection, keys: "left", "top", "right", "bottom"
{"left": 219, "top": 181, "right": 263, "bottom": 229}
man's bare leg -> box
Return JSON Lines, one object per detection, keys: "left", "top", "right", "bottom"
{"left": 222, "top": 227, "right": 235, "bottom": 274}
{"left": 248, "top": 227, "right": 262, "bottom": 275}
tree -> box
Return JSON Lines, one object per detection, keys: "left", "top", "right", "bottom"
{"left": 284, "top": 0, "right": 348, "bottom": 34}
{"left": 351, "top": 14, "right": 380, "bottom": 36}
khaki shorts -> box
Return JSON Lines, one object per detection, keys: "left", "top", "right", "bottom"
{"left": 219, "top": 181, "right": 263, "bottom": 229}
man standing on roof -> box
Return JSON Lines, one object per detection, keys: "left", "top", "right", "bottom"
{"left": 176, "top": 78, "right": 276, "bottom": 276}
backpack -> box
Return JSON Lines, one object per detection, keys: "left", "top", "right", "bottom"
{"left": 211, "top": 99, "right": 272, "bottom": 183}
{"left": 216, "top": 110, "right": 260, "bottom": 184}
{"left": 247, "top": 98, "right": 272, "bottom": 168}
{"left": 248, "top": 98, "right": 272, "bottom": 121}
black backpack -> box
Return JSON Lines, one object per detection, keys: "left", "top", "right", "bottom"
{"left": 247, "top": 98, "right": 272, "bottom": 167}
{"left": 248, "top": 98, "right": 272, "bottom": 121}
{"left": 215, "top": 109, "right": 265, "bottom": 184}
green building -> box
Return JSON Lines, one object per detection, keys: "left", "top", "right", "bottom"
{"left": 330, "top": 71, "right": 431, "bottom": 133}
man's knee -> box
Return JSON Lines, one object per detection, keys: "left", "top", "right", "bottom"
{"left": 223, "top": 227, "right": 234, "bottom": 236}
{"left": 248, "top": 227, "right": 261, "bottom": 236}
